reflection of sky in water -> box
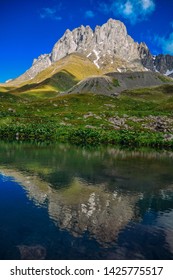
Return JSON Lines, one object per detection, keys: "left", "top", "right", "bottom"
{"left": 157, "top": 210, "right": 173, "bottom": 229}
{"left": 157, "top": 210, "right": 173, "bottom": 254}
{"left": 0, "top": 143, "right": 173, "bottom": 259}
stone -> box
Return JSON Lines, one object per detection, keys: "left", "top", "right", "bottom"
{"left": 17, "top": 245, "right": 46, "bottom": 260}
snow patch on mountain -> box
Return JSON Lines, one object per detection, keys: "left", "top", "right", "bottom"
{"left": 93, "top": 49, "right": 100, "bottom": 69}
{"left": 165, "top": 69, "right": 173, "bottom": 76}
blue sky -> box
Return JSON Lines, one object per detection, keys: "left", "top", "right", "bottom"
{"left": 0, "top": 0, "right": 173, "bottom": 82}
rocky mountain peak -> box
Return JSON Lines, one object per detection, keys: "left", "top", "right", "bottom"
{"left": 32, "top": 54, "right": 51, "bottom": 66}
{"left": 103, "top": 18, "right": 127, "bottom": 34}
{"left": 8, "top": 18, "right": 173, "bottom": 85}
{"left": 138, "top": 42, "right": 155, "bottom": 71}
{"left": 138, "top": 43, "right": 173, "bottom": 76}
{"left": 10, "top": 53, "right": 52, "bottom": 84}
{"left": 154, "top": 55, "right": 173, "bottom": 75}
{"left": 51, "top": 18, "right": 143, "bottom": 72}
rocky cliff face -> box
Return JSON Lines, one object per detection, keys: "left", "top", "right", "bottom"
{"left": 51, "top": 18, "right": 143, "bottom": 72}
{"left": 11, "top": 54, "right": 51, "bottom": 84}
{"left": 9, "top": 19, "right": 145, "bottom": 84}
{"left": 138, "top": 43, "right": 173, "bottom": 76}
{"left": 154, "top": 55, "right": 173, "bottom": 76}
{"left": 8, "top": 18, "right": 173, "bottom": 84}
{"left": 138, "top": 42, "right": 155, "bottom": 71}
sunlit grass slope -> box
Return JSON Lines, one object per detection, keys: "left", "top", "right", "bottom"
{"left": 30, "top": 53, "right": 102, "bottom": 84}
{"left": 6, "top": 53, "right": 102, "bottom": 99}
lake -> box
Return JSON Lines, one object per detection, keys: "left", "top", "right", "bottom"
{"left": 0, "top": 142, "right": 173, "bottom": 260}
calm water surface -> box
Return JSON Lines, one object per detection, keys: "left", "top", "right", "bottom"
{"left": 0, "top": 142, "right": 173, "bottom": 260}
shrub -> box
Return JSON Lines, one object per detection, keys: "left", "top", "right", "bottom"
{"left": 68, "top": 128, "right": 101, "bottom": 145}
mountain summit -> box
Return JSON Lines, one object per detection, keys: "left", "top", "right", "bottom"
{"left": 51, "top": 19, "right": 142, "bottom": 72}
{"left": 8, "top": 18, "right": 173, "bottom": 84}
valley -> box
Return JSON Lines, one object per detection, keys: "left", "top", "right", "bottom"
{"left": 0, "top": 19, "right": 173, "bottom": 148}
{"left": 1, "top": 9, "right": 173, "bottom": 261}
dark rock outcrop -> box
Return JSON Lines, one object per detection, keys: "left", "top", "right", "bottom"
{"left": 138, "top": 43, "right": 173, "bottom": 76}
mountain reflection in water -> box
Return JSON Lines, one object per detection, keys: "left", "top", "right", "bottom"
{"left": 0, "top": 142, "right": 173, "bottom": 259}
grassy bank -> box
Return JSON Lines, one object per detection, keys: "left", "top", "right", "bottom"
{"left": 0, "top": 85, "right": 173, "bottom": 148}
{"left": 0, "top": 124, "right": 172, "bottom": 148}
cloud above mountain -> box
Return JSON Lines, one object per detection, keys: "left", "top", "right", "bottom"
{"left": 98, "top": 0, "right": 155, "bottom": 24}
{"left": 85, "top": 10, "right": 95, "bottom": 18}
{"left": 40, "top": 6, "right": 62, "bottom": 21}
{"left": 154, "top": 32, "right": 173, "bottom": 55}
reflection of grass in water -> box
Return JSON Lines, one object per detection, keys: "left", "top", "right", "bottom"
{"left": 0, "top": 141, "right": 173, "bottom": 208}
{"left": 59, "top": 178, "right": 95, "bottom": 204}
{"left": 43, "top": 170, "right": 72, "bottom": 190}
{"left": 25, "top": 163, "right": 52, "bottom": 175}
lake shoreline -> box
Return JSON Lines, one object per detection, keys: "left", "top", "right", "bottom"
{"left": 0, "top": 125, "right": 173, "bottom": 150}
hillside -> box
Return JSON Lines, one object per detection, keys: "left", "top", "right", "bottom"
{"left": 6, "top": 54, "right": 102, "bottom": 98}
{"left": 65, "top": 75, "right": 120, "bottom": 96}
{"left": 65, "top": 72, "right": 173, "bottom": 96}
{"left": 0, "top": 82, "right": 173, "bottom": 148}
{"left": 3, "top": 55, "right": 172, "bottom": 99}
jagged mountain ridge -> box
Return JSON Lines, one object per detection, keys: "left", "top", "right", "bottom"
{"left": 139, "top": 43, "right": 173, "bottom": 76}
{"left": 7, "top": 18, "right": 173, "bottom": 85}
{"left": 51, "top": 19, "right": 142, "bottom": 71}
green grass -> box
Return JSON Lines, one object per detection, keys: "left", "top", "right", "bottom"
{"left": 157, "top": 75, "right": 172, "bottom": 83}
{"left": 0, "top": 84, "right": 173, "bottom": 148}
{"left": 13, "top": 53, "right": 102, "bottom": 87}
{"left": 112, "top": 78, "right": 120, "bottom": 87}
{"left": 9, "top": 70, "right": 78, "bottom": 98}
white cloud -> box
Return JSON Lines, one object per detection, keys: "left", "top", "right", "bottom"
{"left": 123, "top": 1, "right": 133, "bottom": 16}
{"left": 98, "top": 0, "right": 156, "bottom": 24}
{"left": 40, "top": 6, "right": 62, "bottom": 21}
{"left": 141, "top": 0, "right": 155, "bottom": 10}
{"left": 154, "top": 32, "right": 173, "bottom": 55}
{"left": 85, "top": 10, "right": 95, "bottom": 18}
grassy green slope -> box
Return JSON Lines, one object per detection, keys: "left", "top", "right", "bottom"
{"left": 5, "top": 53, "right": 102, "bottom": 99}
{"left": 31, "top": 53, "right": 102, "bottom": 84}
{"left": 120, "top": 84, "right": 173, "bottom": 114}
{"left": 8, "top": 70, "right": 78, "bottom": 99}
{"left": 0, "top": 83, "right": 173, "bottom": 148}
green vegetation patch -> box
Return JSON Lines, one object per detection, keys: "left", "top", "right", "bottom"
{"left": 9, "top": 70, "right": 78, "bottom": 97}
{"left": 157, "top": 75, "right": 172, "bottom": 83}
{"left": 0, "top": 86, "right": 173, "bottom": 149}
{"left": 112, "top": 78, "right": 120, "bottom": 87}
